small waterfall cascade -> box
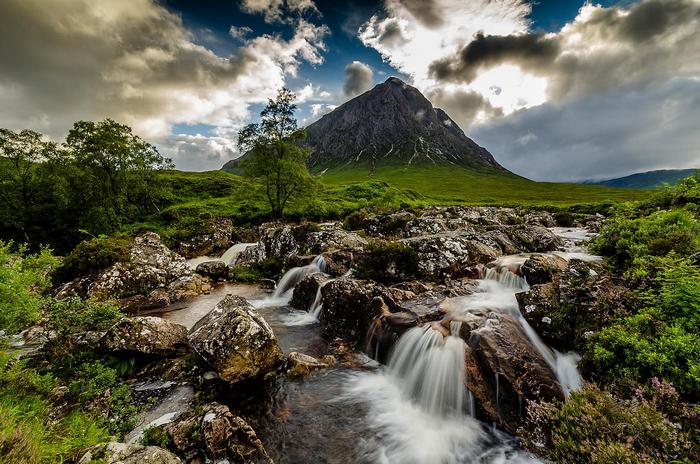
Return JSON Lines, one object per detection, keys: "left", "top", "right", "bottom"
{"left": 220, "top": 242, "right": 257, "bottom": 265}
{"left": 480, "top": 267, "right": 583, "bottom": 397}
{"left": 272, "top": 255, "right": 328, "bottom": 299}
{"left": 388, "top": 326, "right": 467, "bottom": 416}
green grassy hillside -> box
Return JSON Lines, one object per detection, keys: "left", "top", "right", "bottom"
{"left": 316, "top": 163, "right": 649, "bottom": 206}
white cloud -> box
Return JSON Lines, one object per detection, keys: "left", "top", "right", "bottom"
{"left": 229, "top": 25, "right": 253, "bottom": 41}
{"left": 0, "top": 0, "right": 329, "bottom": 169}
{"left": 343, "top": 61, "right": 374, "bottom": 96}
{"left": 241, "top": 0, "right": 320, "bottom": 23}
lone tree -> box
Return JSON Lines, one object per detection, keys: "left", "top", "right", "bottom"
{"left": 238, "top": 88, "right": 311, "bottom": 219}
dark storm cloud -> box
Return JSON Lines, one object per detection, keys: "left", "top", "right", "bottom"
{"left": 427, "top": 87, "right": 503, "bottom": 128}
{"left": 343, "top": 61, "right": 374, "bottom": 96}
{"left": 428, "top": 0, "right": 700, "bottom": 99}
{"left": 377, "top": 19, "right": 407, "bottom": 47}
{"left": 429, "top": 32, "right": 559, "bottom": 83}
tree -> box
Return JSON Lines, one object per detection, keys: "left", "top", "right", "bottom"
{"left": 238, "top": 88, "right": 312, "bottom": 219}
{"left": 64, "top": 119, "right": 173, "bottom": 231}
{"left": 0, "top": 129, "right": 57, "bottom": 243}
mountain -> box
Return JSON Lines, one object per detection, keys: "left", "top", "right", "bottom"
{"left": 585, "top": 169, "right": 698, "bottom": 189}
{"left": 223, "top": 77, "right": 509, "bottom": 175}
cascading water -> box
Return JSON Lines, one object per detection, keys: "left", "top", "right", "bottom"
{"left": 478, "top": 267, "right": 583, "bottom": 397}
{"left": 220, "top": 242, "right": 257, "bottom": 265}
{"left": 271, "top": 255, "right": 328, "bottom": 300}
{"left": 342, "top": 326, "right": 542, "bottom": 464}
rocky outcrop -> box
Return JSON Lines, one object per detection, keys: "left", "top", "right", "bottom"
{"left": 78, "top": 443, "right": 181, "bottom": 464}
{"left": 320, "top": 279, "right": 385, "bottom": 348}
{"left": 100, "top": 316, "right": 188, "bottom": 357}
{"left": 305, "top": 223, "right": 367, "bottom": 254}
{"left": 195, "top": 260, "right": 228, "bottom": 281}
{"left": 188, "top": 296, "right": 283, "bottom": 384}
{"left": 516, "top": 258, "right": 632, "bottom": 350}
{"left": 177, "top": 218, "right": 234, "bottom": 258}
{"left": 403, "top": 232, "right": 501, "bottom": 278}
{"left": 456, "top": 312, "right": 564, "bottom": 434}
{"left": 167, "top": 274, "right": 211, "bottom": 302}
{"left": 286, "top": 351, "right": 332, "bottom": 377}
{"left": 520, "top": 254, "right": 568, "bottom": 285}
{"left": 238, "top": 223, "right": 298, "bottom": 264}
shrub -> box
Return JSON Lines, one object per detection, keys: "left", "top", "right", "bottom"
{"left": 523, "top": 383, "right": 698, "bottom": 464}
{"left": 141, "top": 426, "right": 173, "bottom": 449}
{"left": 354, "top": 240, "right": 419, "bottom": 284}
{"left": 54, "top": 235, "right": 132, "bottom": 283}
{"left": 343, "top": 209, "right": 369, "bottom": 231}
{"left": 0, "top": 241, "right": 58, "bottom": 333}
{"left": 228, "top": 264, "right": 262, "bottom": 283}
{"left": 553, "top": 210, "right": 575, "bottom": 227}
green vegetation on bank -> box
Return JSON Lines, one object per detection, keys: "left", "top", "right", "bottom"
{"left": 525, "top": 174, "right": 700, "bottom": 462}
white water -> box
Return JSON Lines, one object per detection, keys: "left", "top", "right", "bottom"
{"left": 457, "top": 267, "right": 582, "bottom": 397}
{"left": 342, "top": 326, "right": 542, "bottom": 464}
{"left": 186, "top": 242, "right": 256, "bottom": 269}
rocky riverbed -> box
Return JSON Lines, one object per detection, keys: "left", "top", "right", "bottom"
{"left": 37, "top": 206, "right": 618, "bottom": 463}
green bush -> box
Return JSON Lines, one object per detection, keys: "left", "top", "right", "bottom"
{"left": 228, "top": 264, "right": 262, "bottom": 283}
{"left": 553, "top": 210, "right": 575, "bottom": 227}
{"left": 592, "top": 258, "right": 700, "bottom": 398}
{"left": 0, "top": 241, "right": 58, "bottom": 333}
{"left": 523, "top": 383, "right": 698, "bottom": 464}
{"left": 354, "top": 240, "right": 419, "bottom": 284}
{"left": 343, "top": 209, "right": 369, "bottom": 231}
{"left": 54, "top": 235, "right": 132, "bottom": 283}
{"left": 141, "top": 426, "right": 173, "bottom": 449}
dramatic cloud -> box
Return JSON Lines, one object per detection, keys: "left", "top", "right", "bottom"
{"left": 343, "top": 61, "right": 374, "bottom": 96}
{"left": 0, "top": 0, "right": 329, "bottom": 170}
{"left": 241, "top": 0, "right": 320, "bottom": 24}
{"left": 472, "top": 78, "right": 700, "bottom": 181}
{"left": 229, "top": 25, "right": 253, "bottom": 41}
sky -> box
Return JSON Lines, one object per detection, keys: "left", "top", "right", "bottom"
{"left": 0, "top": 0, "right": 698, "bottom": 181}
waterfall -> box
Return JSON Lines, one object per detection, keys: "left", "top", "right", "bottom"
{"left": 220, "top": 242, "right": 257, "bottom": 265}
{"left": 272, "top": 255, "right": 327, "bottom": 299}
{"left": 481, "top": 267, "right": 583, "bottom": 397}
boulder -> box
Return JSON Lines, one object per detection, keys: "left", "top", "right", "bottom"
{"left": 290, "top": 273, "right": 329, "bottom": 310}
{"left": 119, "top": 288, "right": 171, "bottom": 314}
{"left": 286, "top": 351, "right": 330, "bottom": 377}
{"left": 167, "top": 274, "right": 211, "bottom": 302}
{"left": 188, "top": 295, "right": 283, "bottom": 384}
{"left": 507, "top": 225, "right": 561, "bottom": 252}
{"left": 87, "top": 233, "right": 191, "bottom": 300}
{"left": 200, "top": 403, "right": 273, "bottom": 463}
{"left": 305, "top": 225, "right": 368, "bottom": 254}
{"left": 520, "top": 254, "right": 569, "bottom": 285}
{"left": 78, "top": 443, "right": 181, "bottom": 464}
{"left": 177, "top": 218, "right": 234, "bottom": 258}
{"left": 319, "top": 279, "right": 385, "bottom": 348}
{"left": 195, "top": 260, "right": 228, "bottom": 280}
{"left": 100, "top": 316, "right": 188, "bottom": 357}
{"left": 403, "top": 232, "right": 501, "bottom": 278}
{"left": 458, "top": 311, "right": 564, "bottom": 434}
{"left": 320, "top": 249, "right": 354, "bottom": 277}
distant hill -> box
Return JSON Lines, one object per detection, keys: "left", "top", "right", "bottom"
{"left": 223, "top": 77, "right": 510, "bottom": 175}
{"left": 585, "top": 169, "right": 699, "bottom": 189}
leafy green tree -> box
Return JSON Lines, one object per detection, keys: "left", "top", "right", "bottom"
{"left": 0, "top": 129, "right": 58, "bottom": 244}
{"left": 238, "top": 88, "right": 312, "bottom": 219}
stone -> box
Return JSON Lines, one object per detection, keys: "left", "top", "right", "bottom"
{"left": 78, "top": 443, "right": 181, "bottom": 464}
{"left": 195, "top": 260, "right": 228, "bottom": 280}
{"left": 177, "top": 218, "right": 234, "bottom": 258}
{"left": 290, "top": 273, "right": 329, "bottom": 310}
{"left": 100, "top": 316, "right": 188, "bottom": 357}
{"left": 286, "top": 351, "right": 330, "bottom": 377}
{"left": 200, "top": 403, "right": 273, "bottom": 463}
{"left": 520, "top": 254, "right": 569, "bottom": 285}
{"left": 188, "top": 295, "right": 283, "bottom": 384}
{"left": 403, "top": 232, "right": 501, "bottom": 278}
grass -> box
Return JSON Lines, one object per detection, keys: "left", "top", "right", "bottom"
{"left": 316, "top": 162, "right": 650, "bottom": 206}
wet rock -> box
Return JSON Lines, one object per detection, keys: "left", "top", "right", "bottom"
{"left": 195, "top": 260, "right": 228, "bottom": 281}
{"left": 305, "top": 224, "right": 367, "bottom": 254}
{"left": 507, "top": 225, "right": 561, "bottom": 252}
{"left": 178, "top": 218, "right": 234, "bottom": 259}
{"left": 403, "top": 232, "right": 501, "bottom": 278}
{"left": 167, "top": 274, "right": 210, "bottom": 302}
{"left": 290, "top": 273, "right": 329, "bottom": 310}
{"left": 363, "top": 211, "right": 418, "bottom": 237}
{"left": 78, "top": 443, "right": 181, "bottom": 464}
{"left": 119, "top": 288, "right": 171, "bottom": 314}
{"left": 460, "top": 312, "right": 564, "bottom": 434}
{"left": 517, "top": 259, "right": 632, "bottom": 350}
{"left": 286, "top": 351, "right": 330, "bottom": 377}
{"left": 100, "top": 316, "right": 188, "bottom": 357}
{"left": 520, "top": 254, "right": 568, "bottom": 285}
{"left": 89, "top": 233, "right": 191, "bottom": 300}
{"left": 319, "top": 279, "right": 385, "bottom": 348}
{"left": 200, "top": 403, "right": 273, "bottom": 463}
{"left": 321, "top": 249, "right": 354, "bottom": 276}
{"left": 188, "top": 295, "right": 283, "bottom": 384}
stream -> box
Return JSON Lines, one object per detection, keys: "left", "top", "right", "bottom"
{"left": 146, "top": 227, "right": 594, "bottom": 463}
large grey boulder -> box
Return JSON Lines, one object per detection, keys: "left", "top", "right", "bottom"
{"left": 188, "top": 296, "right": 283, "bottom": 384}
{"left": 177, "top": 218, "right": 234, "bottom": 258}
{"left": 100, "top": 316, "right": 188, "bottom": 357}
{"left": 403, "top": 232, "right": 501, "bottom": 278}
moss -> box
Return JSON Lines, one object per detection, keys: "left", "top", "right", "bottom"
{"left": 354, "top": 240, "right": 419, "bottom": 284}
{"left": 54, "top": 235, "right": 132, "bottom": 284}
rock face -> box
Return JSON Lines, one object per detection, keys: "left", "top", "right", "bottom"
{"left": 200, "top": 403, "right": 273, "bottom": 463}
{"left": 403, "top": 232, "right": 501, "bottom": 278}
{"left": 177, "top": 218, "right": 234, "bottom": 258}
{"left": 100, "top": 317, "right": 188, "bottom": 357}
{"left": 227, "top": 77, "right": 506, "bottom": 173}
{"left": 517, "top": 258, "right": 632, "bottom": 351}
{"left": 57, "top": 233, "right": 192, "bottom": 303}
{"left": 188, "top": 295, "right": 283, "bottom": 384}
{"left": 520, "top": 254, "right": 569, "bottom": 285}
{"left": 290, "top": 273, "right": 329, "bottom": 310}
{"left": 457, "top": 312, "right": 564, "bottom": 434}
{"left": 78, "top": 443, "right": 181, "bottom": 464}
{"left": 320, "top": 279, "right": 385, "bottom": 348}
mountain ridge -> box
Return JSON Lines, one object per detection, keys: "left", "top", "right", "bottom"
{"left": 583, "top": 168, "right": 698, "bottom": 189}
{"left": 223, "top": 77, "right": 510, "bottom": 175}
